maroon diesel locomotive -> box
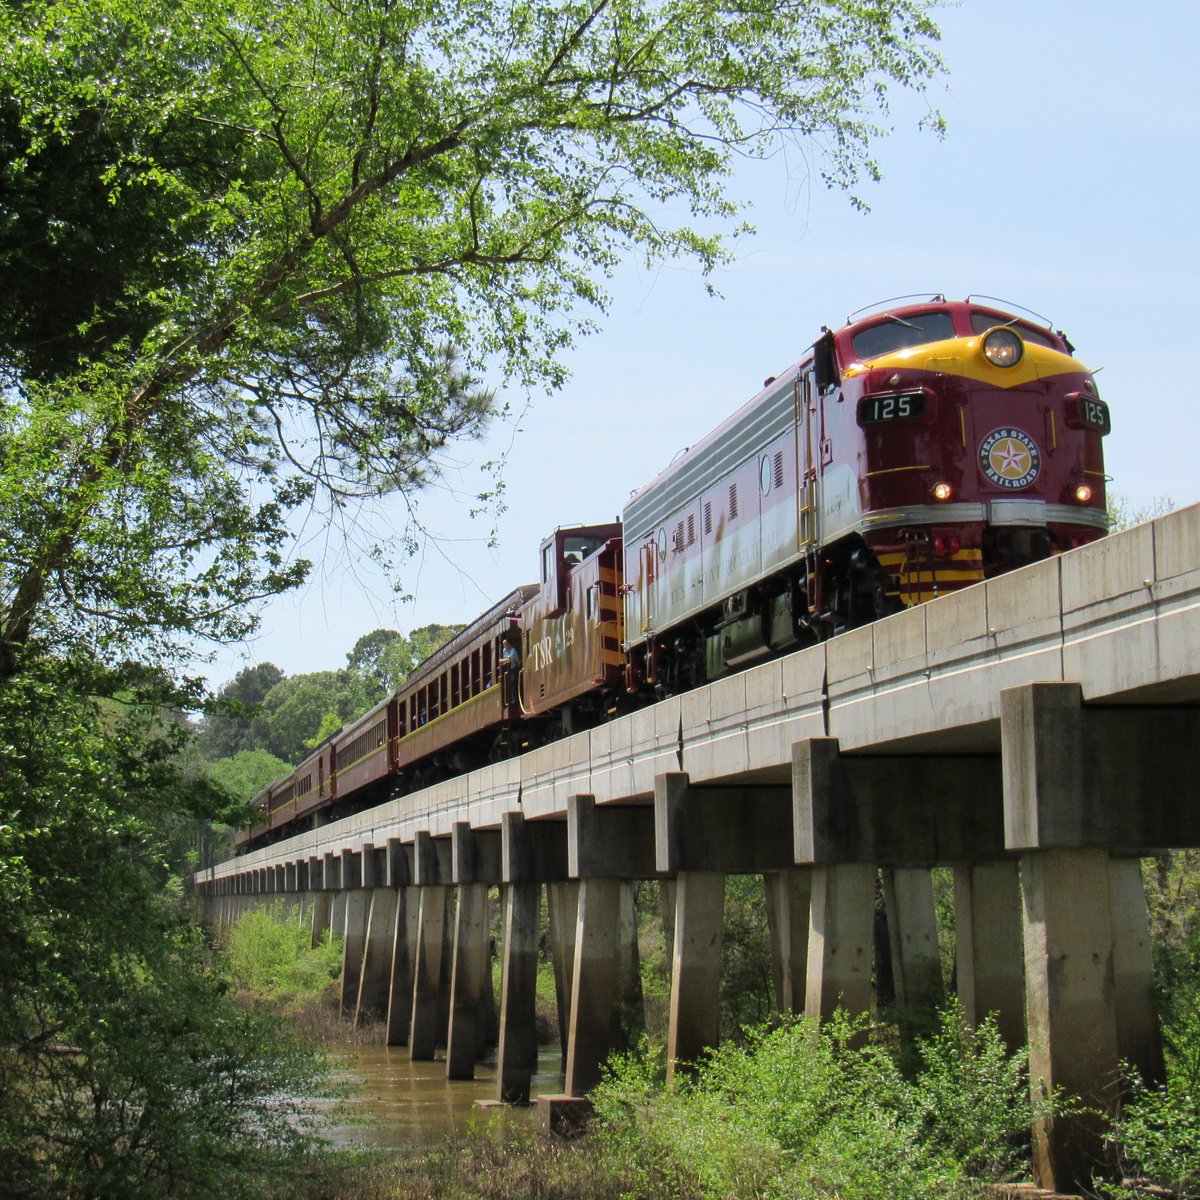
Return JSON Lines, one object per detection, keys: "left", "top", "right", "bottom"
{"left": 236, "top": 295, "right": 1109, "bottom": 848}
{"left": 622, "top": 294, "right": 1109, "bottom": 693}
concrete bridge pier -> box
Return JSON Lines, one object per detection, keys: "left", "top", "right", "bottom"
{"left": 764, "top": 868, "right": 812, "bottom": 1016}
{"left": 385, "top": 838, "right": 417, "bottom": 1046}
{"left": 881, "top": 867, "right": 943, "bottom": 1013}
{"left": 564, "top": 875, "right": 622, "bottom": 1096}
{"left": 339, "top": 849, "right": 368, "bottom": 1018}
{"left": 952, "top": 859, "right": 1025, "bottom": 1052}
{"left": 535, "top": 795, "right": 651, "bottom": 1129}
{"left": 561, "top": 795, "right": 654, "bottom": 1095}
{"left": 546, "top": 878, "right": 579, "bottom": 1068}
{"left": 496, "top": 812, "right": 568, "bottom": 1104}
{"left": 794, "top": 739, "right": 1010, "bottom": 1028}
{"left": 326, "top": 853, "right": 347, "bottom": 942}
{"left": 445, "top": 823, "right": 500, "bottom": 1079}
{"left": 293, "top": 859, "right": 313, "bottom": 932}
{"left": 1000, "top": 683, "right": 1198, "bottom": 1192}
{"left": 309, "top": 853, "right": 332, "bottom": 947}
{"left": 408, "top": 831, "right": 453, "bottom": 1061}
{"left": 804, "top": 863, "right": 876, "bottom": 1023}
{"left": 354, "top": 846, "right": 397, "bottom": 1026}
{"left": 654, "top": 773, "right": 793, "bottom": 1078}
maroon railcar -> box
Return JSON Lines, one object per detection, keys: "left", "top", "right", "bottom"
{"left": 330, "top": 695, "right": 394, "bottom": 807}
{"left": 517, "top": 523, "right": 624, "bottom": 742}
{"left": 388, "top": 585, "right": 537, "bottom": 786}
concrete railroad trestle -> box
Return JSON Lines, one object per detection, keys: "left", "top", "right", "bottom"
{"left": 196, "top": 504, "right": 1200, "bottom": 1194}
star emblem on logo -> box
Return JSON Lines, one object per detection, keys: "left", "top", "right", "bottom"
{"left": 991, "top": 438, "right": 1032, "bottom": 479}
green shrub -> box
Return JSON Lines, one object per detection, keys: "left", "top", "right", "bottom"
{"left": 224, "top": 902, "right": 343, "bottom": 1012}
{"left": 590, "top": 1004, "right": 1039, "bottom": 1200}
{"left": 1105, "top": 970, "right": 1200, "bottom": 1197}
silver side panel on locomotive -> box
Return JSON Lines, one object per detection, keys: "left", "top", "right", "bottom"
{"left": 622, "top": 363, "right": 864, "bottom": 650}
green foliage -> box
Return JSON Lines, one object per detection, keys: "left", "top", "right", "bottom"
{"left": 0, "top": 659, "right": 331, "bottom": 1199}
{"left": 0, "top": 0, "right": 943, "bottom": 680}
{"left": 1107, "top": 493, "right": 1176, "bottom": 531}
{"left": 591, "top": 1005, "right": 1039, "bottom": 1200}
{"left": 258, "top": 670, "right": 349, "bottom": 762}
{"left": 207, "top": 747, "right": 296, "bottom": 802}
{"left": 1105, "top": 876, "right": 1200, "bottom": 1198}
{"left": 719, "top": 874, "right": 776, "bottom": 1039}
{"left": 199, "top": 663, "right": 287, "bottom": 759}
{"left": 1109, "top": 1076, "right": 1200, "bottom": 1198}
{"left": 197, "top": 626, "right": 465, "bottom": 767}
{"left": 224, "top": 903, "right": 344, "bottom": 1013}
{"left": 341, "top": 624, "right": 465, "bottom": 718}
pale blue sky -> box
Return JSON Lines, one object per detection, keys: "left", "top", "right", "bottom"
{"left": 205, "top": 0, "right": 1200, "bottom": 685}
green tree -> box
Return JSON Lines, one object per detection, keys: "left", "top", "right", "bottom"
{"left": 259, "top": 670, "right": 349, "bottom": 763}
{"left": 199, "top": 662, "right": 288, "bottom": 760}
{"left": 1107, "top": 494, "right": 1176, "bottom": 531}
{"left": 342, "top": 627, "right": 407, "bottom": 716}
{"left": 341, "top": 624, "right": 464, "bottom": 716}
{"left": 373, "top": 622, "right": 464, "bottom": 692}
{"left": 0, "top": 0, "right": 944, "bottom": 682}
{"left": 0, "top": 661, "right": 328, "bottom": 1199}
{"left": 207, "top": 746, "right": 296, "bottom": 802}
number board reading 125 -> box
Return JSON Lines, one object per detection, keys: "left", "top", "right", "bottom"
{"left": 858, "top": 392, "right": 926, "bottom": 425}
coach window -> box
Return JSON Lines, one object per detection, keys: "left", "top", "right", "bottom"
{"left": 851, "top": 311, "right": 954, "bottom": 360}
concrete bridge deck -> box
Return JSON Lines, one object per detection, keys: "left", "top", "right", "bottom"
{"left": 197, "top": 503, "right": 1200, "bottom": 1194}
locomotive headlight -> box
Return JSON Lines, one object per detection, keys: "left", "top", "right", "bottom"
{"left": 932, "top": 482, "right": 953, "bottom": 501}
{"left": 982, "top": 327, "right": 1024, "bottom": 368}
{"left": 1075, "top": 484, "right": 1093, "bottom": 503}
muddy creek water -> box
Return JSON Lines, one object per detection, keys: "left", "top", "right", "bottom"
{"left": 320, "top": 1045, "right": 567, "bottom": 1153}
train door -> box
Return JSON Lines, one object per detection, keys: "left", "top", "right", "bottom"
{"left": 637, "top": 535, "right": 658, "bottom": 635}
{"left": 795, "top": 365, "right": 828, "bottom": 613}
{"left": 796, "top": 370, "right": 819, "bottom": 551}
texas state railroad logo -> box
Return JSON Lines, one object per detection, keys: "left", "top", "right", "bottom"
{"left": 978, "top": 427, "right": 1041, "bottom": 489}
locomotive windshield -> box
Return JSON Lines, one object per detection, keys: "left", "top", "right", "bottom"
{"left": 850, "top": 311, "right": 955, "bottom": 360}
{"left": 563, "top": 534, "right": 606, "bottom": 563}
{"left": 968, "top": 311, "right": 1060, "bottom": 350}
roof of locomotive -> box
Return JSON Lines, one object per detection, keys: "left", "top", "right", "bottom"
{"left": 623, "top": 356, "right": 807, "bottom": 539}
{"left": 833, "top": 296, "right": 1074, "bottom": 362}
